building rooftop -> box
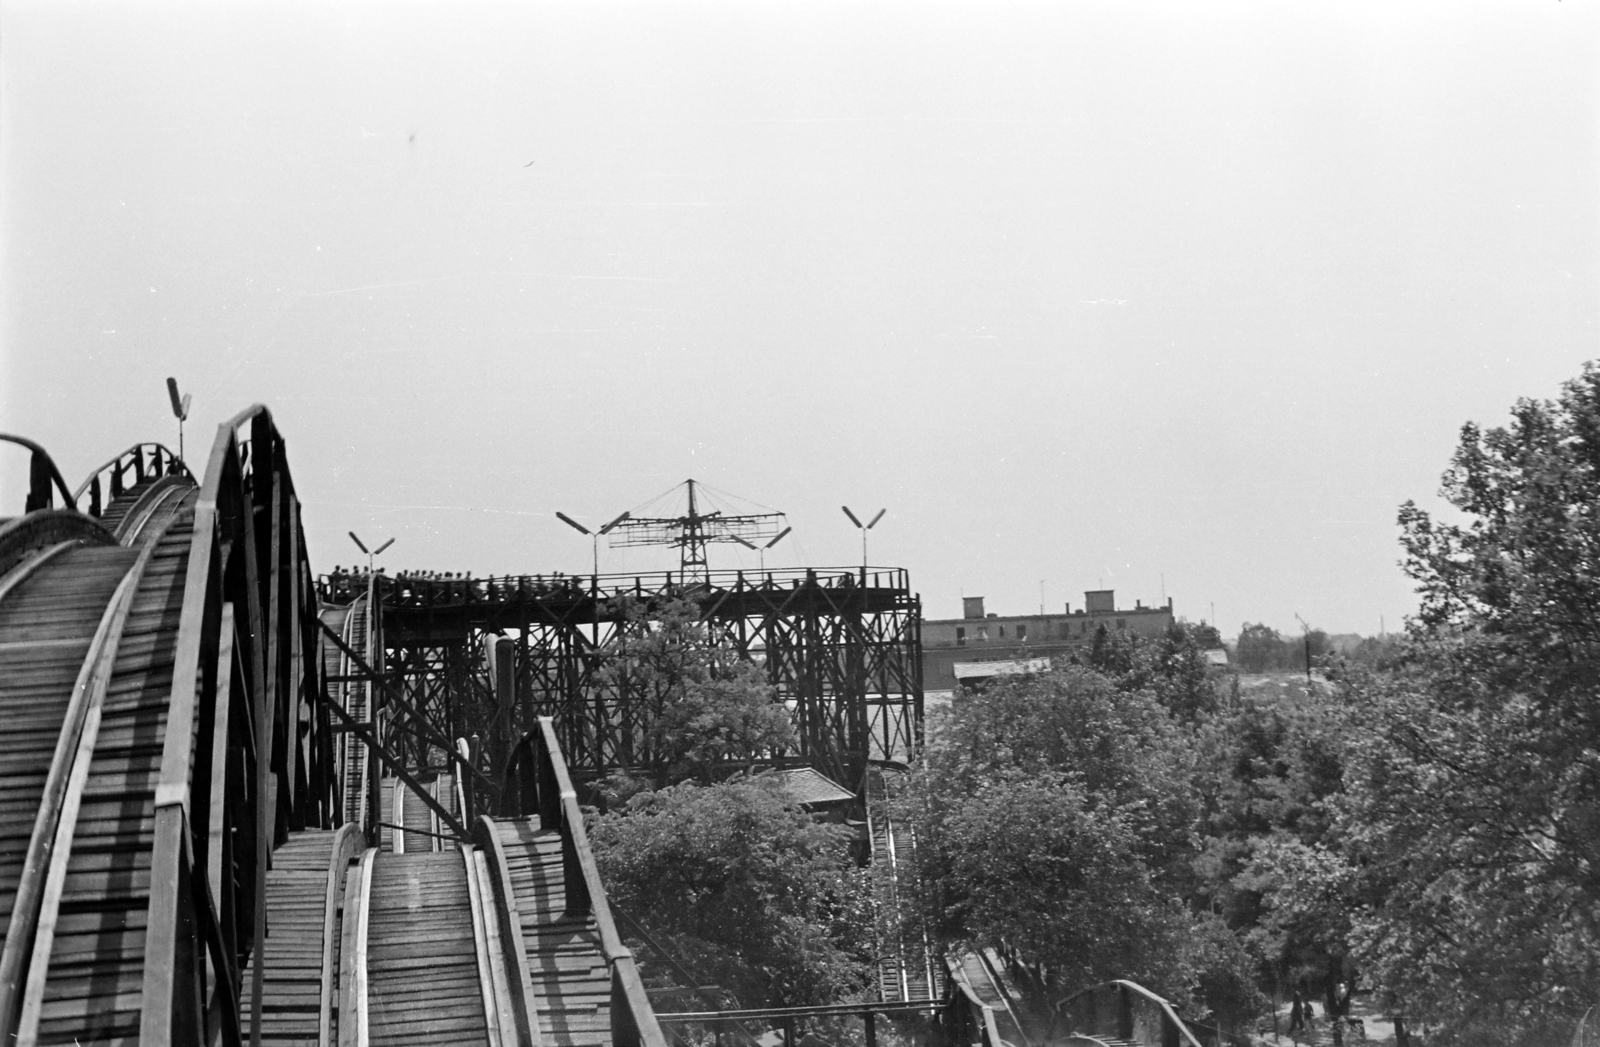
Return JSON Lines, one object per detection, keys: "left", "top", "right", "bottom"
{"left": 773, "top": 767, "right": 855, "bottom": 807}
{"left": 924, "top": 591, "right": 1172, "bottom": 623}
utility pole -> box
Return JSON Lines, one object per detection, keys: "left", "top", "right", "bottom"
{"left": 1294, "top": 612, "right": 1313, "bottom": 687}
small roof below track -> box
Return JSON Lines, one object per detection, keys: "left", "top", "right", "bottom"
{"left": 774, "top": 767, "right": 856, "bottom": 807}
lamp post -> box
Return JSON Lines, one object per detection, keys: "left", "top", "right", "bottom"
{"left": 558, "top": 511, "right": 629, "bottom": 648}
{"left": 348, "top": 531, "right": 395, "bottom": 575}
{"left": 733, "top": 526, "right": 792, "bottom": 574}
{"left": 556, "top": 510, "right": 630, "bottom": 582}
{"left": 165, "top": 377, "right": 191, "bottom": 463}
{"left": 841, "top": 506, "right": 886, "bottom": 572}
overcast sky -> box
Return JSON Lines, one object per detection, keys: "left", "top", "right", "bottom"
{"left": 2, "top": 1, "right": 1595, "bottom": 637}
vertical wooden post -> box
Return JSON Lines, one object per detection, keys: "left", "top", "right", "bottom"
{"left": 285, "top": 496, "right": 302, "bottom": 829}
{"left": 207, "top": 605, "right": 236, "bottom": 920}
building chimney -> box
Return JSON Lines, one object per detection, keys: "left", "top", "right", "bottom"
{"left": 963, "top": 596, "right": 986, "bottom": 619}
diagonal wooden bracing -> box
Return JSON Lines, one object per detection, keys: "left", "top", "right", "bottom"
{"left": 317, "top": 567, "right": 922, "bottom": 790}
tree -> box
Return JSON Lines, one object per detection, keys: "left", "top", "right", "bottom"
{"left": 1235, "top": 623, "right": 1289, "bottom": 672}
{"left": 591, "top": 774, "right": 873, "bottom": 1008}
{"left": 1120, "top": 622, "right": 1225, "bottom": 721}
{"left": 1311, "top": 364, "right": 1600, "bottom": 1045}
{"left": 593, "top": 595, "right": 795, "bottom": 784}
{"left": 900, "top": 665, "right": 1208, "bottom": 1006}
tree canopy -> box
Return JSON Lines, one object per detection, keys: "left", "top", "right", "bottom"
{"left": 591, "top": 774, "right": 873, "bottom": 1008}
{"left": 899, "top": 649, "right": 1266, "bottom": 1025}
{"left": 1274, "top": 363, "right": 1600, "bottom": 1045}
{"left": 593, "top": 594, "right": 795, "bottom": 784}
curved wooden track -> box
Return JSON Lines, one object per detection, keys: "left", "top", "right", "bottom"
{"left": 244, "top": 826, "right": 361, "bottom": 1047}
{"left": 1, "top": 417, "right": 665, "bottom": 1047}
{"left": 320, "top": 593, "right": 375, "bottom": 834}
{"left": 0, "top": 409, "right": 339, "bottom": 1046}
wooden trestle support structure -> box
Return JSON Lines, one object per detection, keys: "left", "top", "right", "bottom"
{"left": 0, "top": 416, "right": 665, "bottom": 1047}
{"left": 314, "top": 565, "right": 924, "bottom": 792}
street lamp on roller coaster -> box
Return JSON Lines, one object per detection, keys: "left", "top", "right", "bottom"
{"left": 733, "top": 526, "right": 792, "bottom": 574}
{"left": 841, "top": 506, "right": 886, "bottom": 573}
{"left": 556, "top": 510, "right": 631, "bottom": 584}
{"left": 348, "top": 531, "right": 394, "bottom": 575}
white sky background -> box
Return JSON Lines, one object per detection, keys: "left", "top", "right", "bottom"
{"left": 1, "top": 1, "right": 1595, "bottom": 638}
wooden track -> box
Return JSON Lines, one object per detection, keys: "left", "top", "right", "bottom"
{"left": 3, "top": 411, "right": 348, "bottom": 1046}
{"left": 0, "top": 485, "right": 194, "bottom": 1045}
{"left": 244, "top": 827, "right": 361, "bottom": 1047}
{"left": 0, "top": 545, "right": 135, "bottom": 944}
{"left": 490, "top": 819, "right": 611, "bottom": 1047}
{"left": 320, "top": 596, "right": 373, "bottom": 832}
{"left": 376, "top": 775, "right": 459, "bottom": 854}
{"left": 364, "top": 850, "right": 493, "bottom": 1046}
{"left": 866, "top": 768, "right": 942, "bottom": 1006}
{"left": 4, "top": 421, "right": 675, "bottom": 1047}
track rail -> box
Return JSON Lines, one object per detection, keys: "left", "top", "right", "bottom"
{"left": 0, "top": 434, "right": 77, "bottom": 512}
{"left": 866, "top": 767, "right": 942, "bottom": 1005}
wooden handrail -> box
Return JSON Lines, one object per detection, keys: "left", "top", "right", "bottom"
{"left": 320, "top": 824, "right": 362, "bottom": 1047}
{"left": 460, "top": 842, "right": 515, "bottom": 1047}
{"left": 137, "top": 403, "right": 340, "bottom": 1045}
{"left": 952, "top": 980, "right": 1005, "bottom": 1047}
{"left": 338, "top": 848, "right": 377, "bottom": 1047}
{"left": 1054, "top": 980, "right": 1207, "bottom": 1047}
{"left": 0, "top": 433, "right": 77, "bottom": 511}
{"left": 659, "top": 1001, "right": 947, "bottom": 1022}
{"left": 69, "top": 440, "right": 189, "bottom": 506}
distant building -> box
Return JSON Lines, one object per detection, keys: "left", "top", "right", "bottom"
{"left": 922, "top": 590, "right": 1176, "bottom": 696}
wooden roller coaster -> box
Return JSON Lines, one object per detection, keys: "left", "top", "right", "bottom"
{"left": 0, "top": 410, "right": 1196, "bottom": 1047}
{"left": 0, "top": 414, "right": 663, "bottom": 1047}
